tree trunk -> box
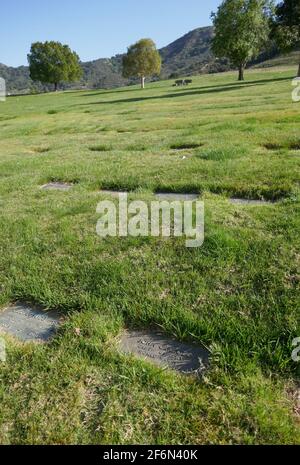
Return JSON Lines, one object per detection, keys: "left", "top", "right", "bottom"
{"left": 238, "top": 65, "right": 244, "bottom": 81}
{"left": 54, "top": 83, "right": 58, "bottom": 92}
{"left": 140, "top": 76, "right": 145, "bottom": 89}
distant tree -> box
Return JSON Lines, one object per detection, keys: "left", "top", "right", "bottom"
{"left": 122, "top": 39, "right": 161, "bottom": 88}
{"left": 28, "top": 41, "right": 82, "bottom": 91}
{"left": 211, "top": 0, "right": 272, "bottom": 80}
{"left": 272, "top": 0, "right": 300, "bottom": 77}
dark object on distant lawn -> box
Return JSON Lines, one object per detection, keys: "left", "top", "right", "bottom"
{"left": 119, "top": 329, "right": 209, "bottom": 375}
{"left": 174, "top": 79, "right": 193, "bottom": 86}
{"left": 0, "top": 303, "right": 61, "bottom": 342}
{"left": 170, "top": 142, "right": 202, "bottom": 150}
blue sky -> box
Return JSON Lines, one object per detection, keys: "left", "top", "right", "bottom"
{"left": 1, "top": 0, "right": 221, "bottom": 67}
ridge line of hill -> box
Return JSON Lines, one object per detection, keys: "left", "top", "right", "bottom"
{"left": 0, "top": 25, "right": 296, "bottom": 94}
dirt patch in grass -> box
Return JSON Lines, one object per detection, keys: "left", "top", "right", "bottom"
{"left": 119, "top": 329, "right": 210, "bottom": 375}
{"left": 32, "top": 147, "right": 51, "bottom": 154}
{"left": 286, "top": 383, "right": 300, "bottom": 419}
{"left": 89, "top": 145, "right": 112, "bottom": 152}
{"left": 170, "top": 143, "right": 203, "bottom": 150}
{"left": 264, "top": 143, "right": 282, "bottom": 151}
{"left": 289, "top": 142, "right": 300, "bottom": 150}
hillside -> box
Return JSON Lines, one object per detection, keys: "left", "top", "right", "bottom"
{"left": 0, "top": 26, "right": 295, "bottom": 94}
{"left": 160, "top": 26, "right": 229, "bottom": 77}
{"left": 0, "top": 56, "right": 128, "bottom": 94}
{"left": 252, "top": 49, "right": 300, "bottom": 69}
{"left": 0, "top": 63, "right": 32, "bottom": 94}
{"left": 1, "top": 27, "right": 217, "bottom": 93}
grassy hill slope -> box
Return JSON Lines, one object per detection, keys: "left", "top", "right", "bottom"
{"left": 253, "top": 50, "right": 300, "bottom": 69}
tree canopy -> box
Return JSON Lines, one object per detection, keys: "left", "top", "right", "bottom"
{"left": 122, "top": 39, "right": 161, "bottom": 88}
{"left": 272, "top": 0, "right": 300, "bottom": 76}
{"left": 28, "top": 41, "right": 83, "bottom": 91}
{"left": 211, "top": 0, "right": 272, "bottom": 80}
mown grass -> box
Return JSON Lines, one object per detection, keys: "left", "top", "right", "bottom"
{"left": 0, "top": 67, "right": 299, "bottom": 444}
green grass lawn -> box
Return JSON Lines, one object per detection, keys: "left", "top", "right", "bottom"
{"left": 0, "top": 67, "right": 299, "bottom": 444}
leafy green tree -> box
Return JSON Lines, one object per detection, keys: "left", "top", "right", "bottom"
{"left": 122, "top": 39, "right": 161, "bottom": 88}
{"left": 28, "top": 41, "right": 82, "bottom": 91}
{"left": 273, "top": 0, "right": 300, "bottom": 77}
{"left": 211, "top": 0, "right": 272, "bottom": 80}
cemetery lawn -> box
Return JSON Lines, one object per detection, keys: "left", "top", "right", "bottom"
{"left": 0, "top": 67, "right": 299, "bottom": 445}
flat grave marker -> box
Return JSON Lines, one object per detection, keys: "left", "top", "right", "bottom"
{"left": 119, "top": 329, "right": 209, "bottom": 375}
{"left": 41, "top": 182, "right": 73, "bottom": 191}
{"left": 230, "top": 198, "right": 274, "bottom": 206}
{"left": 0, "top": 303, "right": 61, "bottom": 342}
{"left": 99, "top": 190, "right": 130, "bottom": 198}
{"left": 155, "top": 193, "right": 199, "bottom": 201}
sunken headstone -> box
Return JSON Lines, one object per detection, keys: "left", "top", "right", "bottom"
{"left": 155, "top": 193, "right": 199, "bottom": 201}
{"left": 0, "top": 303, "right": 61, "bottom": 342}
{"left": 119, "top": 330, "right": 209, "bottom": 375}
{"left": 99, "top": 190, "right": 129, "bottom": 198}
{"left": 41, "top": 182, "right": 73, "bottom": 191}
{"left": 230, "top": 198, "right": 274, "bottom": 206}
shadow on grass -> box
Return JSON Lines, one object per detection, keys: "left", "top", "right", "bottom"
{"left": 183, "top": 75, "right": 291, "bottom": 92}
{"left": 79, "top": 88, "right": 138, "bottom": 98}
{"left": 78, "top": 76, "right": 292, "bottom": 107}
